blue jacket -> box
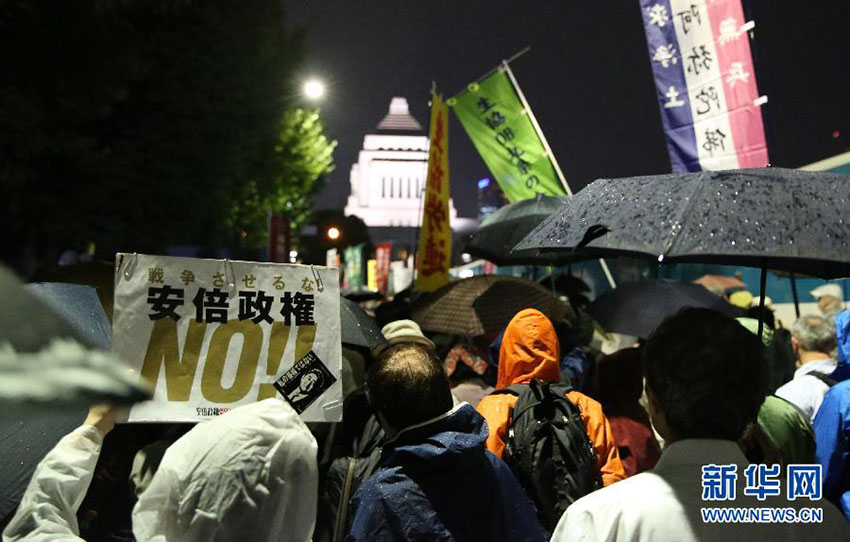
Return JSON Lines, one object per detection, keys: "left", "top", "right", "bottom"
{"left": 346, "top": 403, "right": 545, "bottom": 542}
{"left": 813, "top": 379, "right": 850, "bottom": 520}
{"left": 830, "top": 310, "right": 850, "bottom": 382}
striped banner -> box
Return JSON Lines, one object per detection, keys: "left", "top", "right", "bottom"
{"left": 640, "top": 0, "right": 769, "bottom": 171}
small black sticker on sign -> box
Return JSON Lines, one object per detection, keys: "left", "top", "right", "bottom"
{"left": 274, "top": 350, "right": 336, "bottom": 414}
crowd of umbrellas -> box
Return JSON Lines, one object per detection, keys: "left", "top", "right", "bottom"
{"left": 3, "top": 165, "right": 850, "bottom": 526}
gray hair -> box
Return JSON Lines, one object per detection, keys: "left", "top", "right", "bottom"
{"left": 791, "top": 315, "right": 837, "bottom": 354}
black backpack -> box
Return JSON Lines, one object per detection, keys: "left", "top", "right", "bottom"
{"left": 491, "top": 379, "right": 602, "bottom": 531}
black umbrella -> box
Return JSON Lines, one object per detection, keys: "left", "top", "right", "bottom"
{"left": 587, "top": 280, "right": 743, "bottom": 338}
{"left": 515, "top": 168, "right": 850, "bottom": 277}
{"left": 1, "top": 281, "right": 123, "bottom": 526}
{"left": 466, "top": 194, "right": 570, "bottom": 265}
{"left": 0, "top": 268, "right": 151, "bottom": 406}
{"left": 514, "top": 168, "right": 850, "bottom": 336}
{"left": 340, "top": 297, "right": 386, "bottom": 350}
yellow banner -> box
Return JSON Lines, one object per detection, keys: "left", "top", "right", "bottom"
{"left": 367, "top": 259, "right": 377, "bottom": 290}
{"left": 416, "top": 91, "right": 452, "bottom": 292}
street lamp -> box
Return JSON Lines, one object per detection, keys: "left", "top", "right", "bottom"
{"left": 304, "top": 79, "right": 325, "bottom": 100}
{"left": 326, "top": 226, "right": 341, "bottom": 241}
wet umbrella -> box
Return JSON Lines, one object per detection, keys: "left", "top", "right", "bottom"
{"left": 411, "top": 275, "right": 569, "bottom": 337}
{"left": 466, "top": 194, "right": 570, "bottom": 265}
{"left": 587, "top": 280, "right": 743, "bottom": 338}
{"left": 514, "top": 168, "right": 850, "bottom": 277}
{"left": 514, "top": 168, "right": 850, "bottom": 336}
{"left": 0, "top": 270, "right": 150, "bottom": 407}
{"left": 341, "top": 297, "right": 386, "bottom": 350}
{"left": 0, "top": 277, "right": 148, "bottom": 526}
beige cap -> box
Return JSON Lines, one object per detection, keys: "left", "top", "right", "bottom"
{"left": 810, "top": 283, "right": 843, "bottom": 301}
{"left": 371, "top": 319, "right": 436, "bottom": 357}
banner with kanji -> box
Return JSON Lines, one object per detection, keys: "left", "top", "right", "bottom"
{"left": 344, "top": 244, "right": 365, "bottom": 291}
{"left": 640, "top": 0, "right": 769, "bottom": 171}
{"left": 416, "top": 91, "right": 452, "bottom": 292}
{"left": 375, "top": 243, "right": 392, "bottom": 296}
{"left": 267, "top": 214, "right": 290, "bottom": 263}
{"left": 113, "top": 254, "right": 342, "bottom": 422}
{"left": 450, "top": 69, "right": 565, "bottom": 202}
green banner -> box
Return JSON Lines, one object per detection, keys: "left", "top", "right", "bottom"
{"left": 344, "top": 244, "right": 364, "bottom": 291}
{"left": 450, "top": 69, "right": 565, "bottom": 202}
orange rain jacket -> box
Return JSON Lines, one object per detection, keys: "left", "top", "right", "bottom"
{"left": 476, "top": 309, "right": 627, "bottom": 487}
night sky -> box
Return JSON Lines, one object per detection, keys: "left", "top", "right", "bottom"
{"left": 287, "top": 1, "right": 850, "bottom": 219}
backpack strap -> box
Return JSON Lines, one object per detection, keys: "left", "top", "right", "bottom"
{"left": 808, "top": 371, "right": 838, "bottom": 388}
{"left": 490, "top": 382, "right": 576, "bottom": 396}
{"left": 489, "top": 384, "right": 529, "bottom": 396}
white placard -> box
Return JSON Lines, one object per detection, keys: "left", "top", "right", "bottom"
{"left": 113, "top": 253, "right": 341, "bottom": 422}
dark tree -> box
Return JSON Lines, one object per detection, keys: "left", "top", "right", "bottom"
{"left": 0, "top": 0, "right": 320, "bottom": 275}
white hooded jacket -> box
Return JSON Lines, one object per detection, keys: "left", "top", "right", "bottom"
{"left": 4, "top": 398, "right": 318, "bottom": 542}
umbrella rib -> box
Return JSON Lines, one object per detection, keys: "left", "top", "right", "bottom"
{"left": 661, "top": 172, "right": 707, "bottom": 260}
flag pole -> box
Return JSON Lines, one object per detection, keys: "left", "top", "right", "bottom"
{"left": 501, "top": 60, "right": 617, "bottom": 289}
{"left": 413, "top": 84, "right": 437, "bottom": 285}
{"left": 449, "top": 47, "right": 531, "bottom": 100}
{"left": 501, "top": 60, "right": 572, "bottom": 198}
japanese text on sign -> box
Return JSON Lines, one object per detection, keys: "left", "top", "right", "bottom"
{"left": 114, "top": 254, "right": 342, "bottom": 423}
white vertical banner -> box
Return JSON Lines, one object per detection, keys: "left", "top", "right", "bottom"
{"left": 113, "top": 254, "right": 342, "bottom": 422}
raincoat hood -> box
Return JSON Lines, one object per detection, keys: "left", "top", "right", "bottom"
{"left": 497, "top": 309, "right": 560, "bottom": 388}
{"left": 382, "top": 403, "right": 487, "bottom": 469}
{"left": 832, "top": 310, "right": 850, "bottom": 382}
{"left": 131, "top": 398, "right": 318, "bottom": 542}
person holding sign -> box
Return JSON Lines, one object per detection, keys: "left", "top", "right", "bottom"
{"left": 4, "top": 399, "right": 319, "bottom": 542}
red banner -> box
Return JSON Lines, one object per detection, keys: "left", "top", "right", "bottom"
{"left": 375, "top": 243, "right": 392, "bottom": 295}
{"left": 267, "top": 214, "right": 290, "bottom": 263}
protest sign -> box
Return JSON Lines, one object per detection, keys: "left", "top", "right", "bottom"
{"left": 415, "top": 90, "right": 452, "bottom": 292}
{"left": 113, "top": 253, "right": 342, "bottom": 422}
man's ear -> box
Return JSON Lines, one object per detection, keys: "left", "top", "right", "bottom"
{"left": 645, "top": 386, "right": 674, "bottom": 444}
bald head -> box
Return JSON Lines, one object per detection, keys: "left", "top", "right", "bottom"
{"left": 367, "top": 343, "right": 453, "bottom": 433}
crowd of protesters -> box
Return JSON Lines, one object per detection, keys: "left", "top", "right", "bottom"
{"left": 5, "top": 279, "right": 850, "bottom": 541}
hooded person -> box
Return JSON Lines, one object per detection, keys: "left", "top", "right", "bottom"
{"left": 814, "top": 310, "right": 850, "bottom": 521}
{"left": 475, "top": 309, "right": 626, "bottom": 487}
{"left": 830, "top": 309, "right": 850, "bottom": 382}
{"left": 346, "top": 343, "right": 545, "bottom": 542}
{"left": 3, "top": 398, "right": 318, "bottom": 542}
{"left": 814, "top": 378, "right": 850, "bottom": 521}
